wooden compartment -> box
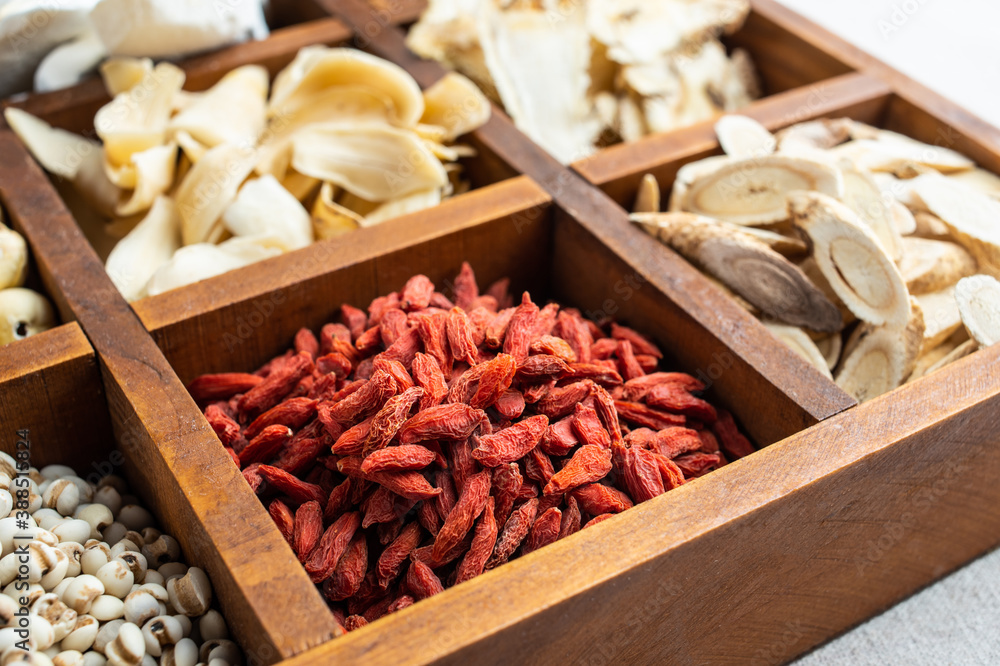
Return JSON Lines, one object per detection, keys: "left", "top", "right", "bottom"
{"left": 0, "top": 0, "right": 998, "bottom": 664}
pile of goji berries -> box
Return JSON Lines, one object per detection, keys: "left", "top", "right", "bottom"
{"left": 188, "top": 263, "right": 754, "bottom": 631}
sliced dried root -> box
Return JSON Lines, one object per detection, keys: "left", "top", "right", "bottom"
{"left": 914, "top": 286, "right": 962, "bottom": 353}
{"left": 667, "top": 155, "right": 732, "bottom": 212}
{"left": 815, "top": 333, "right": 842, "bottom": 371}
{"left": 911, "top": 211, "right": 952, "bottom": 241}
{"left": 763, "top": 322, "right": 833, "bottom": 380}
{"left": 715, "top": 115, "right": 775, "bottom": 160}
{"left": 955, "top": 275, "right": 1000, "bottom": 347}
{"left": 948, "top": 168, "right": 1000, "bottom": 201}
{"left": 840, "top": 167, "right": 902, "bottom": 261}
{"left": 911, "top": 175, "right": 1000, "bottom": 278}
{"left": 680, "top": 155, "right": 843, "bottom": 226}
{"left": 633, "top": 211, "right": 842, "bottom": 332}
{"left": 924, "top": 339, "right": 979, "bottom": 376}
{"left": 890, "top": 201, "right": 917, "bottom": 236}
{"left": 835, "top": 300, "right": 925, "bottom": 403}
{"left": 774, "top": 118, "right": 853, "bottom": 153}
{"left": 897, "top": 236, "right": 977, "bottom": 295}
{"left": 633, "top": 174, "right": 660, "bottom": 214}
{"left": 790, "top": 191, "right": 911, "bottom": 328}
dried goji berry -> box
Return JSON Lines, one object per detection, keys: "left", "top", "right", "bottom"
{"left": 332, "top": 417, "right": 374, "bottom": 456}
{"left": 378, "top": 327, "right": 422, "bottom": 370}
{"left": 535, "top": 381, "right": 592, "bottom": 419}
{"left": 293, "top": 501, "right": 323, "bottom": 562}
{"left": 674, "top": 452, "right": 723, "bottom": 479}
{"left": 402, "top": 275, "right": 435, "bottom": 310}
{"left": 616, "top": 340, "right": 645, "bottom": 381}
{"left": 613, "top": 444, "right": 664, "bottom": 503}
{"left": 245, "top": 397, "right": 318, "bottom": 441}
{"left": 434, "top": 470, "right": 457, "bottom": 523}
{"left": 330, "top": 370, "right": 397, "bottom": 424}
{"left": 650, "top": 452, "right": 686, "bottom": 489}
{"left": 529, "top": 335, "right": 577, "bottom": 363}
{"left": 295, "top": 327, "right": 320, "bottom": 360}
{"left": 621, "top": 372, "right": 705, "bottom": 402}
{"left": 355, "top": 326, "right": 383, "bottom": 356}
{"left": 305, "top": 511, "right": 361, "bottom": 583}
{"left": 372, "top": 357, "right": 415, "bottom": 391}
{"left": 366, "top": 470, "right": 441, "bottom": 501}
{"left": 516, "top": 354, "right": 571, "bottom": 380}
{"left": 590, "top": 338, "right": 618, "bottom": 360}
{"left": 362, "top": 386, "right": 424, "bottom": 457}
{"left": 361, "top": 445, "right": 436, "bottom": 474}
{"left": 611, "top": 323, "right": 662, "bottom": 358}
{"left": 239, "top": 424, "right": 292, "bottom": 467}
{"left": 539, "top": 417, "right": 579, "bottom": 457}
{"left": 484, "top": 307, "right": 516, "bottom": 349}
{"left": 271, "top": 426, "right": 331, "bottom": 476}
{"left": 324, "top": 531, "right": 368, "bottom": 603}
{"left": 341, "top": 304, "right": 368, "bottom": 340}
{"left": 316, "top": 353, "right": 352, "bottom": 379}
{"left": 344, "top": 615, "right": 368, "bottom": 632}
{"left": 387, "top": 595, "right": 415, "bottom": 614}
{"left": 380, "top": 308, "right": 409, "bottom": 348}
{"left": 471, "top": 415, "right": 548, "bottom": 467}
{"left": 524, "top": 448, "right": 555, "bottom": 485}
{"left": 188, "top": 373, "right": 263, "bottom": 403}
{"left": 453, "top": 261, "right": 479, "bottom": 310}
{"left": 432, "top": 471, "right": 491, "bottom": 560}
{"left": 416, "top": 312, "right": 452, "bottom": 376}
{"left": 502, "top": 293, "right": 539, "bottom": 363}
{"left": 529, "top": 303, "right": 560, "bottom": 340}
{"left": 416, "top": 499, "right": 441, "bottom": 536}
{"left": 269, "top": 498, "right": 294, "bottom": 545}
{"left": 376, "top": 522, "right": 422, "bottom": 590}
{"left": 412, "top": 352, "right": 449, "bottom": 411}
{"left": 487, "top": 498, "right": 538, "bottom": 569}
{"left": 522, "top": 380, "right": 556, "bottom": 405}
{"left": 522, "top": 507, "right": 561, "bottom": 555}
{"left": 257, "top": 464, "right": 325, "bottom": 505}
{"left": 555, "top": 311, "right": 593, "bottom": 364}
{"left": 361, "top": 485, "right": 402, "bottom": 528}
{"left": 368, "top": 292, "right": 401, "bottom": 326}
{"left": 544, "top": 445, "right": 612, "bottom": 496}
{"left": 712, "top": 410, "right": 755, "bottom": 460}
{"left": 454, "top": 496, "right": 497, "bottom": 584}
{"left": 204, "top": 404, "right": 241, "bottom": 447}
{"left": 324, "top": 477, "right": 353, "bottom": 523}
{"left": 583, "top": 513, "right": 615, "bottom": 529}
{"left": 468, "top": 353, "right": 516, "bottom": 410}
{"left": 698, "top": 430, "right": 720, "bottom": 454}
{"left": 405, "top": 560, "right": 444, "bottom": 599}
{"left": 486, "top": 277, "right": 511, "bottom": 308}
{"left": 571, "top": 403, "right": 612, "bottom": 449}
{"left": 397, "top": 403, "right": 488, "bottom": 445}
{"left": 494, "top": 389, "right": 525, "bottom": 419}
{"left": 447, "top": 307, "right": 478, "bottom": 365}
{"left": 242, "top": 463, "right": 263, "bottom": 492}
{"left": 648, "top": 427, "right": 704, "bottom": 459}
{"left": 646, "top": 383, "right": 717, "bottom": 422}
{"left": 559, "top": 495, "right": 582, "bottom": 539}
{"left": 614, "top": 401, "right": 685, "bottom": 430}
{"left": 491, "top": 463, "right": 522, "bottom": 527}
{"left": 448, "top": 440, "right": 479, "bottom": 496}
{"left": 238, "top": 352, "right": 314, "bottom": 418}
{"left": 572, "top": 483, "right": 633, "bottom": 515}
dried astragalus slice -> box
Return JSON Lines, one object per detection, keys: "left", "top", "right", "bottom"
{"left": 955, "top": 275, "right": 1000, "bottom": 348}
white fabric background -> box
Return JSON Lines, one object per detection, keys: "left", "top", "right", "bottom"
{"left": 774, "top": 2, "right": 1000, "bottom": 663}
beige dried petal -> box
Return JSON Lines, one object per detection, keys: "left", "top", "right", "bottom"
{"left": 174, "top": 143, "right": 257, "bottom": 245}
{"left": 362, "top": 188, "right": 442, "bottom": 227}
{"left": 420, "top": 72, "right": 491, "bottom": 142}
{"left": 105, "top": 196, "right": 182, "bottom": 302}
{"left": 144, "top": 238, "right": 281, "bottom": 298}
{"left": 99, "top": 57, "right": 154, "bottom": 97}
{"left": 170, "top": 65, "right": 269, "bottom": 148}
{"left": 312, "top": 182, "right": 361, "bottom": 240}
{"left": 223, "top": 175, "right": 313, "bottom": 251}
{"left": 269, "top": 47, "right": 423, "bottom": 127}
{"left": 291, "top": 122, "right": 448, "bottom": 202}
{"left": 4, "top": 108, "right": 96, "bottom": 180}
{"left": 116, "top": 143, "right": 178, "bottom": 217}
{"left": 94, "top": 62, "right": 185, "bottom": 169}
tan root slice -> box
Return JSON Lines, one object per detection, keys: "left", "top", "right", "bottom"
{"left": 924, "top": 338, "right": 979, "bottom": 376}
{"left": 815, "top": 333, "right": 843, "bottom": 371}
{"left": 835, "top": 299, "right": 925, "bottom": 403}
{"left": 911, "top": 175, "right": 1000, "bottom": 278}
{"left": 889, "top": 201, "right": 917, "bottom": 236}
{"left": 908, "top": 330, "right": 966, "bottom": 383}
{"left": 835, "top": 132, "right": 974, "bottom": 174}
{"left": 840, "top": 167, "right": 902, "bottom": 261}
{"left": 420, "top": 72, "right": 491, "bottom": 142}
{"left": 763, "top": 322, "right": 833, "bottom": 380}
{"left": 633, "top": 174, "right": 661, "bottom": 214}
{"left": 897, "top": 236, "right": 977, "bottom": 295}
{"left": 738, "top": 226, "right": 808, "bottom": 257}
{"left": 774, "top": 118, "right": 853, "bottom": 153}
{"left": 789, "top": 191, "right": 911, "bottom": 328}
{"left": 668, "top": 155, "right": 732, "bottom": 212}
{"left": 715, "top": 115, "right": 775, "bottom": 160}
{"left": 798, "top": 256, "right": 855, "bottom": 327}
{"left": 702, "top": 274, "right": 759, "bottom": 314}
{"left": 633, "top": 212, "right": 842, "bottom": 332}
{"left": 948, "top": 168, "right": 1000, "bottom": 200}
{"left": 914, "top": 286, "right": 962, "bottom": 353}
{"left": 955, "top": 275, "right": 1000, "bottom": 347}
{"left": 682, "top": 155, "right": 843, "bottom": 226}
{"left": 911, "top": 211, "right": 952, "bottom": 241}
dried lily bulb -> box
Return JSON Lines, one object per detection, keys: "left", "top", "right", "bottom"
{"left": 173, "top": 143, "right": 257, "bottom": 245}
{"left": 420, "top": 72, "right": 491, "bottom": 142}
{"left": 312, "top": 182, "right": 362, "bottom": 240}
{"left": 99, "top": 57, "right": 154, "bottom": 97}
{"left": 170, "top": 65, "right": 269, "bottom": 148}
{"left": 115, "top": 143, "right": 178, "bottom": 217}
{"left": 222, "top": 175, "right": 313, "bottom": 251}
{"left": 144, "top": 237, "right": 283, "bottom": 297}
{"left": 105, "top": 196, "right": 182, "bottom": 302}
{"left": 3, "top": 108, "right": 95, "bottom": 180}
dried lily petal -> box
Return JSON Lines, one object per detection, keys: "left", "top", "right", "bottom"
{"left": 420, "top": 72, "right": 491, "bottom": 142}
{"left": 4, "top": 107, "right": 95, "bottom": 179}
{"left": 99, "top": 56, "right": 154, "bottom": 97}
{"left": 170, "top": 65, "right": 269, "bottom": 148}
{"left": 291, "top": 122, "right": 448, "bottom": 202}
{"left": 145, "top": 236, "right": 283, "bottom": 297}
{"left": 105, "top": 196, "right": 182, "bottom": 302}
{"left": 174, "top": 142, "right": 258, "bottom": 245}
{"left": 223, "top": 175, "right": 313, "bottom": 251}
{"left": 312, "top": 182, "right": 362, "bottom": 240}
{"left": 116, "top": 142, "right": 177, "bottom": 217}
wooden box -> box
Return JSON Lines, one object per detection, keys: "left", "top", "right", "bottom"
{"left": 1, "top": 0, "right": 999, "bottom": 664}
